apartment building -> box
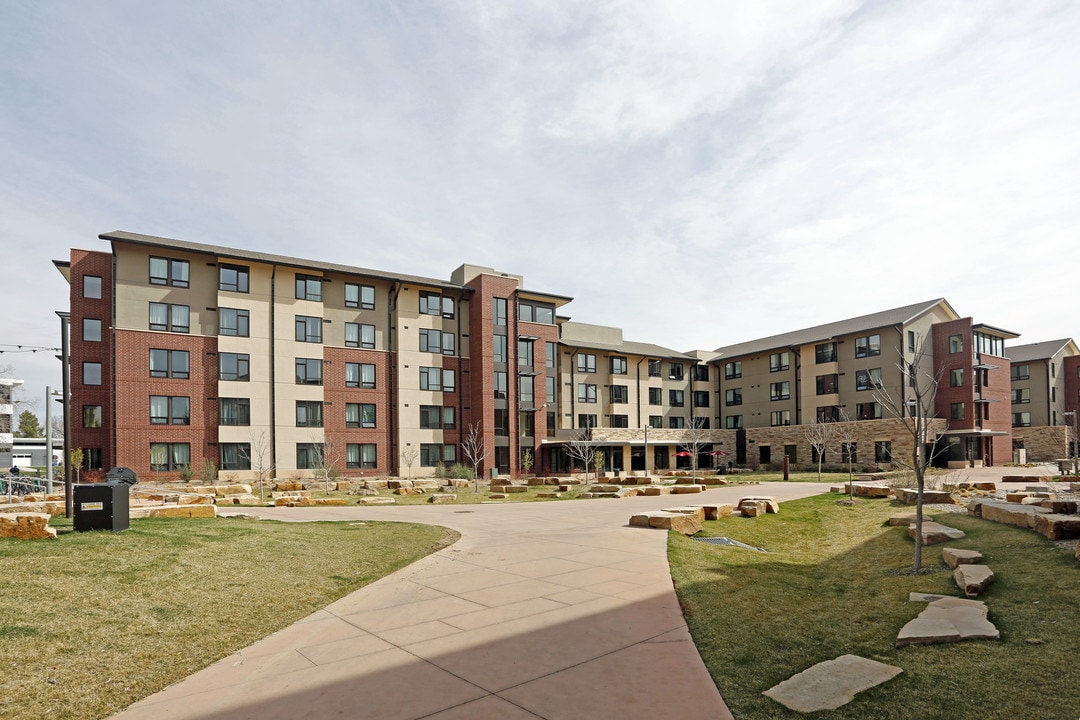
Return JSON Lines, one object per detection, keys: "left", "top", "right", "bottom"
{"left": 712, "top": 299, "right": 1019, "bottom": 470}
{"left": 0, "top": 378, "right": 23, "bottom": 468}
{"left": 1005, "top": 339, "right": 1080, "bottom": 461}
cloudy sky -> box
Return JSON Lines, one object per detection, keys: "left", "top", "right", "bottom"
{"left": 2, "top": 0, "right": 1078, "bottom": 418}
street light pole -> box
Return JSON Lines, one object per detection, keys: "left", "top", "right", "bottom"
{"left": 45, "top": 386, "right": 53, "bottom": 494}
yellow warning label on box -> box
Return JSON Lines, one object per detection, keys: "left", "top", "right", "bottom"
{"left": 80, "top": 502, "right": 104, "bottom": 511}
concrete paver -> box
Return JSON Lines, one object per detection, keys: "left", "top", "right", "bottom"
{"left": 111, "top": 482, "right": 833, "bottom": 720}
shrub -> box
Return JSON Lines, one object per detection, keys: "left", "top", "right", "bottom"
{"left": 446, "top": 463, "right": 475, "bottom": 480}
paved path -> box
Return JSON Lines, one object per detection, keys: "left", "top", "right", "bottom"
{"left": 111, "top": 482, "right": 832, "bottom": 720}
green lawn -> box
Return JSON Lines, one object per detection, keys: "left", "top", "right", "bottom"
{"left": 669, "top": 494, "right": 1080, "bottom": 720}
{"left": 0, "top": 517, "right": 457, "bottom": 720}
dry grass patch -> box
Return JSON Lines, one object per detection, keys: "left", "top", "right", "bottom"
{"left": 0, "top": 517, "right": 456, "bottom": 720}
{"left": 669, "top": 494, "right": 1080, "bottom": 719}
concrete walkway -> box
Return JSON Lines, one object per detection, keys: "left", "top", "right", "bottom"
{"left": 111, "top": 482, "right": 832, "bottom": 720}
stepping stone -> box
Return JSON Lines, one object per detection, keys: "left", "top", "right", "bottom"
{"left": 908, "top": 522, "right": 965, "bottom": 545}
{"left": 909, "top": 592, "right": 952, "bottom": 602}
{"left": 942, "top": 548, "right": 984, "bottom": 568}
{"left": 896, "top": 597, "right": 999, "bottom": 646}
{"left": 887, "top": 512, "right": 934, "bottom": 527}
{"left": 953, "top": 564, "right": 994, "bottom": 597}
{"left": 763, "top": 655, "right": 903, "bottom": 712}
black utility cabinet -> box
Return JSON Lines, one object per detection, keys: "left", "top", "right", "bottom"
{"left": 73, "top": 467, "right": 137, "bottom": 532}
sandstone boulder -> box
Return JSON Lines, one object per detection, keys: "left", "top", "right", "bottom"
{"left": 942, "top": 548, "right": 984, "bottom": 568}
{"left": 741, "top": 500, "right": 768, "bottom": 517}
{"left": 488, "top": 493, "right": 508, "bottom": 499}
{"left": 896, "top": 489, "right": 954, "bottom": 505}
{"left": 661, "top": 506, "right": 706, "bottom": 523}
{"left": 979, "top": 500, "right": 1049, "bottom": 529}
{"left": 357, "top": 497, "right": 395, "bottom": 505}
{"left": 428, "top": 494, "right": 456, "bottom": 504}
{"left": 363, "top": 480, "right": 389, "bottom": 490}
{"left": 503, "top": 486, "right": 528, "bottom": 494}
{"left": 0, "top": 512, "right": 56, "bottom": 539}
{"left": 700, "top": 503, "right": 734, "bottom": 520}
{"left": 888, "top": 512, "right": 933, "bottom": 527}
{"left": 739, "top": 496, "right": 779, "bottom": 513}
{"left": 908, "top": 521, "right": 965, "bottom": 545}
{"left": 313, "top": 498, "right": 348, "bottom": 506}
{"left": 388, "top": 479, "right": 413, "bottom": 489}
{"left": 953, "top": 564, "right": 995, "bottom": 598}
{"left": 536, "top": 491, "right": 561, "bottom": 498}
{"left": 646, "top": 512, "right": 702, "bottom": 535}
{"left": 897, "top": 597, "right": 999, "bottom": 646}
{"left": 672, "top": 485, "right": 705, "bottom": 494}
{"left": 395, "top": 487, "right": 425, "bottom": 496}
{"left": 148, "top": 505, "right": 216, "bottom": 518}
{"left": 852, "top": 484, "right": 892, "bottom": 498}
{"left": 641, "top": 486, "right": 673, "bottom": 496}
{"left": 1032, "top": 513, "right": 1080, "bottom": 541}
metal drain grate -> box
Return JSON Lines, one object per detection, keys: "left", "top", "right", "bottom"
{"left": 693, "top": 536, "right": 767, "bottom": 552}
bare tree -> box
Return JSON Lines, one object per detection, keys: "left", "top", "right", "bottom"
{"left": 461, "top": 421, "right": 487, "bottom": 491}
{"left": 310, "top": 436, "right": 341, "bottom": 495}
{"left": 521, "top": 448, "right": 534, "bottom": 479}
{"left": 834, "top": 408, "right": 860, "bottom": 498}
{"left": 873, "top": 338, "right": 946, "bottom": 571}
{"left": 679, "top": 417, "right": 711, "bottom": 479}
{"left": 400, "top": 445, "right": 419, "bottom": 481}
{"left": 803, "top": 417, "right": 837, "bottom": 483}
{"left": 240, "top": 429, "right": 274, "bottom": 503}
{"left": 567, "top": 426, "right": 601, "bottom": 482}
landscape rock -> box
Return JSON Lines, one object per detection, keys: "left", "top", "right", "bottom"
{"left": 852, "top": 484, "right": 892, "bottom": 498}
{"left": 942, "top": 548, "right": 984, "bottom": 568}
{"left": 363, "top": 480, "right": 389, "bottom": 490}
{"left": 640, "top": 486, "right": 673, "bottom": 496}
{"left": 739, "top": 496, "right": 780, "bottom": 513}
{"left": 647, "top": 512, "right": 702, "bottom": 535}
{"left": 763, "top": 655, "right": 903, "bottom": 712}
{"left": 394, "top": 487, "right": 425, "bottom": 496}
{"left": 388, "top": 479, "right": 413, "bottom": 489}
{"left": 1035, "top": 500, "right": 1078, "bottom": 514}
{"left": 428, "top": 494, "right": 456, "bottom": 504}
{"left": 741, "top": 500, "right": 768, "bottom": 517}
{"left": 503, "top": 486, "right": 528, "bottom": 494}
{"left": 908, "top": 522, "right": 965, "bottom": 545}
{"left": 147, "top": 505, "right": 217, "bottom": 518}
{"left": 953, "top": 564, "right": 995, "bottom": 598}
{"left": 978, "top": 500, "right": 1049, "bottom": 529}
{"left": 896, "top": 597, "right": 999, "bottom": 646}
{"left": 661, "top": 506, "right": 706, "bottom": 523}
{"left": 313, "top": 498, "right": 348, "bottom": 506}
{"left": 896, "top": 489, "right": 954, "bottom": 505}
{"left": 671, "top": 485, "right": 705, "bottom": 494}
{"left": 1032, "top": 513, "right": 1080, "bottom": 541}
{"left": 536, "top": 491, "right": 561, "bottom": 498}
{"left": 614, "top": 488, "right": 639, "bottom": 498}
{"left": 445, "top": 479, "right": 470, "bottom": 488}
{"left": 699, "top": 503, "right": 734, "bottom": 520}
{"left": 488, "top": 493, "right": 508, "bottom": 499}
{"left": 0, "top": 512, "right": 56, "bottom": 539}
{"left": 887, "top": 512, "right": 933, "bottom": 527}
{"left": 357, "top": 497, "right": 395, "bottom": 505}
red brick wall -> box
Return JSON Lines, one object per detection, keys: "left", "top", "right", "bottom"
{"left": 932, "top": 318, "right": 975, "bottom": 430}
{"left": 1065, "top": 356, "right": 1080, "bottom": 417}
{"left": 324, "top": 347, "right": 393, "bottom": 475}
{"left": 68, "top": 249, "right": 114, "bottom": 471}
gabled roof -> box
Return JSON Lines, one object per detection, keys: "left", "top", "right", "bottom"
{"left": 713, "top": 299, "right": 957, "bottom": 358}
{"left": 1005, "top": 339, "right": 1079, "bottom": 363}
{"left": 561, "top": 337, "right": 694, "bottom": 361}
{"left": 100, "top": 230, "right": 470, "bottom": 292}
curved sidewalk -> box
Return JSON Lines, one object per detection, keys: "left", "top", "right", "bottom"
{"left": 112, "top": 482, "right": 832, "bottom": 720}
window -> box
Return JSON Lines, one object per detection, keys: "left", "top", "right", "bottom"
{"left": 669, "top": 363, "right": 684, "bottom": 381}
{"left": 649, "top": 387, "right": 662, "bottom": 405}
{"left": 520, "top": 375, "right": 534, "bottom": 405}
{"left": 669, "top": 416, "right": 686, "bottom": 429}
{"left": 610, "top": 414, "right": 629, "bottom": 428}
{"left": 219, "top": 398, "right": 250, "bottom": 426}
{"left": 1009, "top": 388, "right": 1030, "bottom": 404}
{"left": 421, "top": 444, "right": 457, "bottom": 467}
{"left": 361, "top": 359, "right": 379, "bottom": 387}
{"left": 693, "top": 391, "right": 710, "bottom": 408}
{"left": 693, "top": 364, "right": 709, "bottom": 381}
{"left": 648, "top": 360, "right": 662, "bottom": 377}
{"left": 578, "top": 383, "right": 597, "bottom": 403}
{"left": 770, "top": 352, "right": 790, "bottom": 372}
{"left": 771, "top": 410, "right": 791, "bottom": 426}
{"left": 295, "top": 274, "right": 323, "bottom": 301}
{"left": 725, "top": 415, "right": 743, "bottom": 429}
{"left": 219, "top": 264, "right": 249, "bottom": 293}
{"left": 811, "top": 445, "right": 826, "bottom": 464}
{"left": 220, "top": 352, "right": 250, "bottom": 381}
{"left": 855, "top": 368, "right": 882, "bottom": 391}
{"left": 296, "top": 401, "right": 323, "bottom": 427}
{"left": 494, "top": 371, "right": 508, "bottom": 399}
{"left": 493, "top": 409, "right": 509, "bottom": 436}
{"left": 817, "top": 406, "right": 840, "bottom": 423}
{"left": 149, "top": 303, "right": 189, "bottom": 333}
{"left": 519, "top": 301, "right": 554, "bottom": 324}
{"left": 842, "top": 443, "right": 857, "bottom": 464}
{"left": 295, "top": 358, "right": 323, "bottom": 385}
{"left": 85, "top": 448, "right": 103, "bottom": 471}
{"left": 518, "top": 339, "right": 534, "bottom": 367}
{"left": 950, "top": 368, "right": 964, "bottom": 387}
{"left": 82, "top": 318, "right": 102, "bottom": 342}
{"left": 855, "top": 334, "right": 881, "bottom": 358}
{"left": 149, "top": 257, "right": 189, "bottom": 287}
{"left": 149, "top": 349, "right": 189, "bottom": 379}
{"left": 220, "top": 443, "right": 251, "bottom": 471}
{"left": 1013, "top": 412, "right": 1031, "bottom": 427}
{"left": 974, "top": 331, "right": 1004, "bottom": 357}
{"left": 907, "top": 331, "right": 916, "bottom": 352}
{"left": 611, "top": 356, "right": 628, "bottom": 374}
{"left": 295, "top": 315, "right": 323, "bottom": 343}
{"left": 345, "top": 362, "right": 361, "bottom": 388}
{"left": 83, "top": 275, "right": 102, "bottom": 299}
{"left": 344, "top": 403, "right": 376, "bottom": 429}
{"left": 347, "top": 283, "right": 375, "bottom": 310}
{"left": 150, "top": 442, "right": 190, "bottom": 471}
{"left": 857, "top": 402, "right": 881, "bottom": 420}
{"left": 420, "top": 328, "right": 454, "bottom": 355}
{"left": 546, "top": 342, "right": 556, "bottom": 368}
{"left": 724, "top": 361, "right": 741, "bottom": 379}
{"left": 150, "top": 396, "right": 190, "bottom": 425}
{"left": 725, "top": 388, "right": 742, "bottom": 406}
{"left": 219, "top": 308, "right": 250, "bottom": 337}
{"left": 874, "top": 441, "right": 892, "bottom": 463}
{"left": 419, "top": 405, "right": 454, "bottom": 429}
{"left": 578, "top": 414, "right": 597, "bottom": 429}
{"left": 815, "top": 342, "right": 837, "bottom": 363}
{"left": 347, "top": 443, "right": 377, "bottom": 469}
{"left": 493, "top": 297, "right": 507, "bottom": 326}
{"left": 816, "top": 374, "right": 839, "bottom": 395}
{"left": 951, "top": 402, "right": 965, "bottom": 421}
{"left": 83, "top": 405, "right": 102, "bottom": 428}
{"left": 1011, "top": 364, "right": 1030, "bottom": 381}
{"left": 610, "top": 385, "right": 628, "bottom": 404}
{"left": 83, "top": 362, "right": 102, "bottom": 385}
{"left": 296, "top": 443, "right": 321, "bottom": 470}
{"left": 345, "top": 322, "right": 375, "bottom": 349}
{"left": 648, "top": 415, "right": 663, "bottom": 428}
{"left": 949, "top": 335, "right": 963, "bottom": 353}
{"left": 669, "top": 389, "right": 685, "bottom": 407}
{"left": 576, "top": 354, "right": 596, "bottom": 373}
{"left": 420, "top": 367, "right": 455, "bottom": 392}
{"left": 493, "top": 335, "right": 507, "bottom": 363}
{"left": 770, "top": 381, "right": 790, "bottom": 401}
